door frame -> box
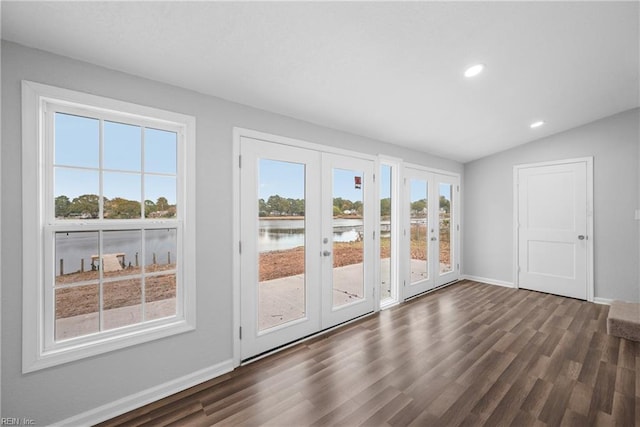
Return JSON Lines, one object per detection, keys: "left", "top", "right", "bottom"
{"left": 512, "top": 157, "right": 594, "bottom": 301}
{"left": 232, "top": 127, "right": 378, "bottom": 367}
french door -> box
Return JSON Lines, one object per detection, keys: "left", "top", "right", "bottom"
{"left": 239, "top": 137, "right": 375, "bottom": 360}
{"left": 403, "top": 167, "right": 459, "bottom": 299}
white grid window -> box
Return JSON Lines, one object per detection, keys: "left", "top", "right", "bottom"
{"left": 22, "top": 81, "right": 196, "bottom": 372}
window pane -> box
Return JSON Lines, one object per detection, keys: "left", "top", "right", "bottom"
{"left": 145, "top": 274, "right": 176, "bottom": 320}
{"left": 144, "top": 175, "right": 177, "bottom": 218}
{"left": 380, "top": 165, "right": 392, "bottom": 302}
{"left": 55, "top": 168, "right": 99, "bottom": 219}
{"left": 103, "top": 278, "right": 142, "bottom": 330}
{"left": 145, "top": 128, "right": 177, "bottom": 174}
{"left": 410, "top": 179, "right": 428, "bottom": 283}
{"left": 55, "top": 231, "right": 99, "bottom": 285}
{"left": 55, "top": 284, "right": 99, "bottom": 341}
{"left": 102, "top": 230, "right": 142, "bottom": 279}
{"left": 54, "top": 113, "right": 99, "bottom": 168}
{"left": 439, "top": 183, "right": 453, "bottom": 274}
{"left": 145, "top": 229, "right": 177, "bottom": 273}
{"left": 258, "top": 159, "right": 306, "bottom": 331}
{"left": 104, "top": 121, "right": 141, "bottom": 172}
{"left": 333, "top": 168, "right": 364, "bottom": 308}
{"left": 104, "top": 172, "right": 142, "bottom": 219}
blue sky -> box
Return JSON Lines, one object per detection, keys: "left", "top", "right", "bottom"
{"left": 259, "top": 159, "right": 365, "bottom": 202}
{"left": 409, "top": 179, "right": 452, "bottom": 203}
{"left": 54, "top": 113, "right": 177, "bottom": 204}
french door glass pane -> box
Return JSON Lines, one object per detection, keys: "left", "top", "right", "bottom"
{"left": 332, "top": 168, "right": 364, "bottom": 307}
{"left": 380, "top": 165, "right": 392, "bottom": 301}
{"left": 410, "top": 179, "right": 428, "bottom": 283}
{"left": 258, "top": 159, "right": 306, "bottom": 331}
{"left": 439, "top": 183, "right": 453, "bottom": 274}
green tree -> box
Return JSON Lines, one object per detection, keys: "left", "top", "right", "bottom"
{"left": 55, "top": 195, "right": 71, "bottom": 218}
{"left": 156, "top": 197, "right": 169, "bottom": 211}
{"left": 105, "top": 197, "right": 141, "bottom": 219}
{"left": 439, "top": 196, "right": 450, "bottom": 213}
{"left": 144, "top": 200, "right": 157, "bottom": 217}
{"left": 333, "top": 205, "right": 342, "bottom": 216}
{"left": 258, "top": 198, "right": 267, "bottom": 217}
{"left": 411, "top": 199, "right": 427, "bottom": 215}
{"left": 380, "top": 198, "right": 391, "bottom": 217}
{"left": 69, "top": 194, "right": 100, "bottom": 218}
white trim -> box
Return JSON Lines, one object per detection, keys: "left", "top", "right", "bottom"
{"left": 593, "top": 297, "right": 613, "bottom": 305}
{"left": 232, "top": 128, "right": 242, "bottom": 367}
{"left": 462, "top": 275, "right": 515, "bottom": 288}
{"left": 51, "top": 359, "right": 234, "bottom": 427}
{"left": 403, "top": 161, "right": 461, "bottom": 178}
{"left": 234, "top": 127, "right": 378, "bottom": 161}
{"left": 378, "top": 156, "right": 402, "bottom": 308}
{"left": 512, "top": 157, "right": 594, "bottom": 302}
{"left": 22, "top": 81, "right": 197, "bottom": 372}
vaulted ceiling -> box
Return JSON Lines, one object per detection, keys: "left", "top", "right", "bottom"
{"left": 2, "top": 1, "right": 638, "bottom": 162}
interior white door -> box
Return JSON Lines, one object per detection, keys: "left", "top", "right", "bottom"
{"left": 403, "top": 168, "right": 460, "bottom": 299}
{"left": 517, "top": 161, "right": 589, "bottom": 300}
{"left": 321, "top": 153, "right": 375, "bottom": 328}
{"left": 239, "top": 137, "right": 321, "bottom": 359}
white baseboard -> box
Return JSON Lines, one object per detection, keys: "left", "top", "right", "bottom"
{"left": 53, "top": 359, "right": 234, "bottom": 426}
{"left": 462, "top": 275, "right": 515, "bottom": 288}
{"left": 593, "top": 297, "right": 613, "bottom": 305}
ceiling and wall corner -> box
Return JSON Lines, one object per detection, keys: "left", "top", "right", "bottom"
{"left": 1, "top": 1, "right": 638, "bottom": 163}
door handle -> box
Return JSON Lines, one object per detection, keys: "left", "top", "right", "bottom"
{"left": 578, "top": 235, "right": 586, "bottom": 240}
{"left": 430, "top": 237, "right": 437, "bottom": 241}
{"left": 322, "top": 250, "right": 332, "bottom": 256}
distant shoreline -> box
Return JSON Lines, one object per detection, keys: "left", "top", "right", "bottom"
{"left": 260, "top": 215, "right": 364, "bottom": 220}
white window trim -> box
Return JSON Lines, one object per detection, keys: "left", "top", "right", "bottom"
{"left": 22, "top": 81, "right": 197, "bottom": 373}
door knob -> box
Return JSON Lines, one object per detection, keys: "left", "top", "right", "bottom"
{"left": 578, "top": 235, "right": 585, "bottom": 240}
{"left": 322, "top": 250, "right": 332, "bottom": 256}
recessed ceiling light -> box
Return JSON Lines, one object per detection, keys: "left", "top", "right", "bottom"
{"left": 530, "top": 120, "right": 545, "bottom": 129}
{"left": 464, "top": 64, "right": 485, "bottom": 78}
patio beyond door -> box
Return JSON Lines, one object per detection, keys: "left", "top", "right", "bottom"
{"left": 239, "top": 137, "right": 375, "bottom": 360}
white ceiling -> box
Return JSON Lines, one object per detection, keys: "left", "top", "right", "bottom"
{"left": 2, "top": 1, "right": 638, "bottom": 163}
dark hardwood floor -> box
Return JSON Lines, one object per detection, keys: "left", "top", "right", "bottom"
{"left": 99, "top": 280, "right": 638, "bottom": 426}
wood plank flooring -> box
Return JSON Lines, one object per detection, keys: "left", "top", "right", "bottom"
{"left": 99, "top": 280, "right": 638, "bottom": 426}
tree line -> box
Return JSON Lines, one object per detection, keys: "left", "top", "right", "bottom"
{"left": 55, "top": 194, "right": 176, "bottom": 219}
{"left": 259, "top": 195, "right": 365, "bottom": 217}
{"left": 410, "top": 196, "right": 451, "bottom": 215}
{"left": 258, "top": 195, "right": 450, "bottom": 218}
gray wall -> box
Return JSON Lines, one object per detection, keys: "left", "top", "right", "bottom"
{"left": 0, "top": 41, "right": 462, "bottom": 424}
{"left": 463, "top": 108, "right": 640, "bottom": 302}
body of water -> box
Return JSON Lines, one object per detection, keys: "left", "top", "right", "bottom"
{"left": 55, "top": 229, "right": 177, "bottom": 276}
{"left": 259, "top": 218, "right": 365, "bottom": 252}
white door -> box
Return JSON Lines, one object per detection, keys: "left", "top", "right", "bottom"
{"left": 403, "top": 168, "right": 460, "bottom": 299}
{"left": 434, "top": 174, "right": 458, "bottom": 287}
{"left": 321, "top": 153, "right": 375, "bottom": 328}
{"left": 239, "top": 137, "right": 376, "bottom": 360}
{"left": 240, "top": 137, "right": 321, "bottom": 359}
{"left": 517, "top": 160, "right": 591, "bottom": 300}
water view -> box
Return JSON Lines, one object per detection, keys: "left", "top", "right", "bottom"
{"left": 258, "top": 218, "right": 364, "bottom": 252}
